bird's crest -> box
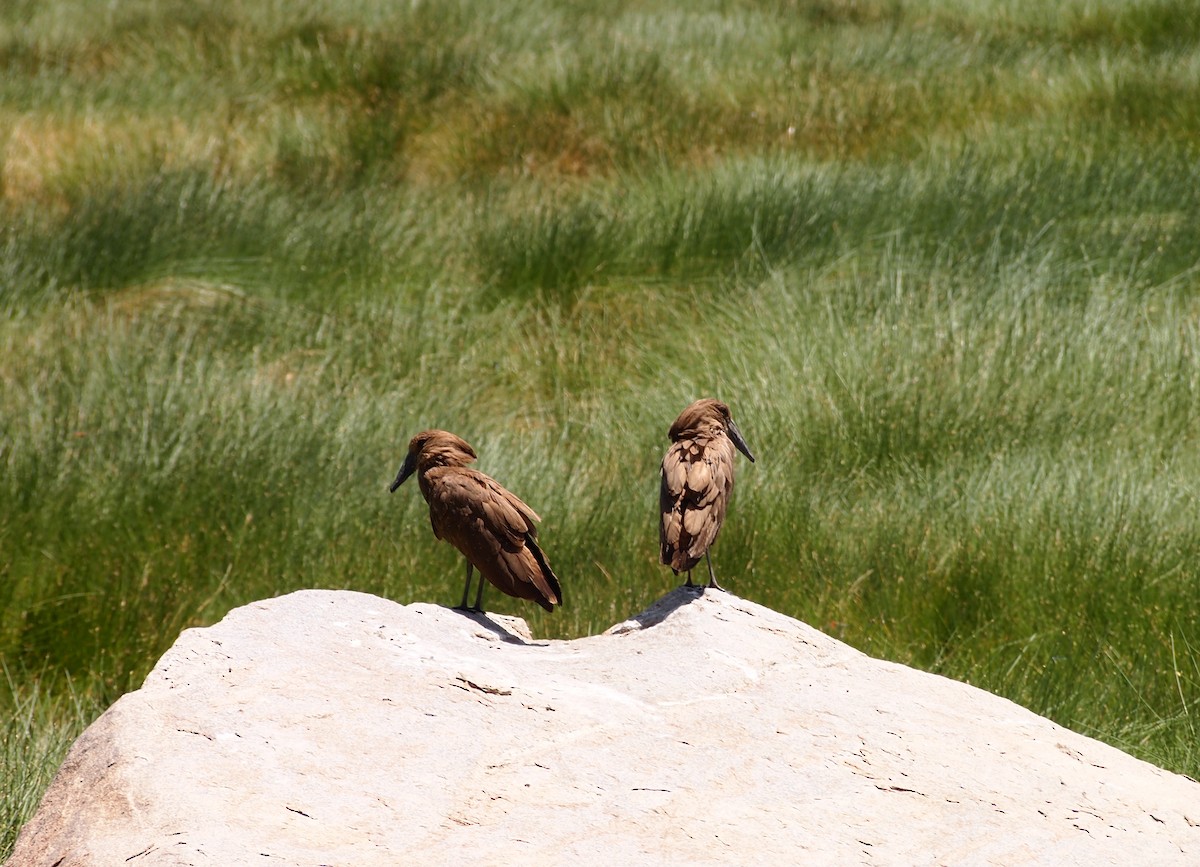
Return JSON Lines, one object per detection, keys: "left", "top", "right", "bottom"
{"left": 408, "top": 429, "right": 477, "bottom": 470}
{"left": 668, "top": 398, "right": 733, "bottom": 441}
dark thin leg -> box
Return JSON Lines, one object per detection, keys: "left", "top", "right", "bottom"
{"left": 704, "top": 551, "right": 724, "bottom": 591}
{"left": 683, "top": 570, "right": 695, "bottom": 588}
{"left": 472, "top": 573, "right": 486, "bottom": 613}
{"left": 456, "top": 562, "right": 474, "bottom": 610}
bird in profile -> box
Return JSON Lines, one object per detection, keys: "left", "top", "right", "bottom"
{"left": 660, "top": 399, "right": 755, "bottom": 591}
{"left": 389, "top": 430, "right": 562, "bottom": 614}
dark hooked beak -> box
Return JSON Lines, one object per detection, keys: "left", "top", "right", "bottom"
{"left": 389, "top": 453, "right": 417, "bottom": 493}
{"left": 727, "top": 418, "right": 755, "bottom": 463}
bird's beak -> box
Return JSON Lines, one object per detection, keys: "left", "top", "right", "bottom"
{"left": 727, "top": 418, "right": 756, "bottom": 463}
{"left": 389, "top": 453, "right": 417, "bottom": 493}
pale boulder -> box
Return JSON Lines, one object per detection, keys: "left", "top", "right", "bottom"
{"left": 7, "top": 587, "right": 1199, "bottom": 866}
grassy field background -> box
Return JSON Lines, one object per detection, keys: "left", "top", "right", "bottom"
{"left": 4, "top": 0, "right": 1200, "bottom": 853}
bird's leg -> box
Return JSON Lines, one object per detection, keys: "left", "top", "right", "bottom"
{"left": 683, "top": 570, "right": 695, "bottom": 588}
{"left": 704, "top": 551, "right": 725, "bottom": 591}
{"left": 472, "top": 572, "right": 486, "bottom": 613}
{"left": 456, "top": 561, "right": 474, "bottom": 611}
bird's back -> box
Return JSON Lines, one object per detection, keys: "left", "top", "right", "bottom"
{"left": 659, "top": 432, "right": 736, "bottom": 572}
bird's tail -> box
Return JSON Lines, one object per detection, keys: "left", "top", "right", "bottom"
{"left": 526, "top": 534, "right": 562, "bottom": 612}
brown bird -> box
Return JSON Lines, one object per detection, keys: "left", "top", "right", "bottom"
{"left": 389, "top": 430, "right": 562, "bottom": 613}
{"left": 660, "top": 399, "right": 755, "bottom": 591}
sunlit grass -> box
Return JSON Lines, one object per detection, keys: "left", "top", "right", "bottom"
{"left": 0, "top": 667, "right": 99, "bottom": 857}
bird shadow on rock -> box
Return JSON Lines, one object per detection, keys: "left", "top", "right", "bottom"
{"left": 452, "top": 608, "right": 536, "bottom": 645}
{"left": 604, "top": 585, "right": 705, "bottom": 635}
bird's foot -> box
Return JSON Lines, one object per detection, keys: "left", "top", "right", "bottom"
{"left": 703, "top": 580, "right": 726, "bottom": 592}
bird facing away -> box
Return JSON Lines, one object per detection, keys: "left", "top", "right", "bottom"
{"left": 389, "top": 430, "right": 562, "bottom": 614}
{"left": 660, "top": 399, "right": 755, "bottom": 591}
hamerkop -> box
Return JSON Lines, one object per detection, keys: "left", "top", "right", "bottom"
{"left": 389, "top": 430, "right": 562, "bottom": 613}
{"left": 660, "top": 399, "right": 755, "bottom": 591}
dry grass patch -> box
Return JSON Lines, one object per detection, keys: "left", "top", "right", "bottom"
{"left": 0, "top": 110, "right": 285, "bottom": 207}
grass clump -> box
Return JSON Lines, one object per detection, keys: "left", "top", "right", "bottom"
{"left": 0, "top": 668, "right": 99, "bottom": 857}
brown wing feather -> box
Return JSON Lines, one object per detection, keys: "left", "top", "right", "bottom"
{"left": 424, "top": 467, "right": 561, "bottom": 611}
{"left": 660, "top": 435, "right": 735, "bottom": 572}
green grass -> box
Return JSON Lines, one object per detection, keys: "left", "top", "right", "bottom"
{"left": 1, "top": 666, "right": 100, "bottom": 856}
{"left": 4, "top": 0, "right": 1200, "bottom": 855}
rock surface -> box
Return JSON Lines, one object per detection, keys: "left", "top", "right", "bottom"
{"left": 7, "top": 588, "right": 1200, "bottom": 866}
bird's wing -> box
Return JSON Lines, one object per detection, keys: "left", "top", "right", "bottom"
{"left": 426, "top": 469, "right": 532, "bottom": 546}
{"left": 425, "top": 468, "right": 559, "bottom": 609}
{"left": 660, "top": 436, "right": 735, "bottom": 571}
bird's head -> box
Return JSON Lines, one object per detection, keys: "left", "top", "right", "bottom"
{"left": 389, "top": 430, "right": 478, "bottom": 492}
{"left": 669, "top": 398, "right": 755, "bottom": 463}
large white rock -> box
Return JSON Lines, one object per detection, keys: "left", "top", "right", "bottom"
{"left": 7, "top": 588, "right": 1199, "bottom": 865}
